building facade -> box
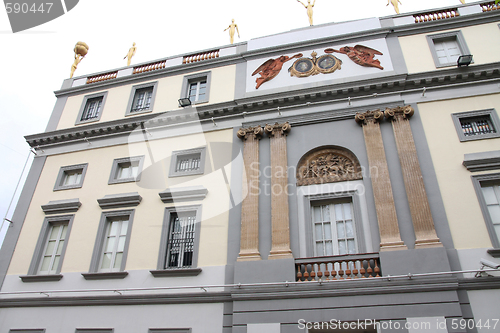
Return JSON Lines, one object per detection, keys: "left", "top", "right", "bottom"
{"left": 1, "top": 1, "right": 499, "bottom": 332}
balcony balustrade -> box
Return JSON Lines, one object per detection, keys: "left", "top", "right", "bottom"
{"left": 413, "top": 8, "right": 459, "bottom": 23}
{"left": 480, "top": 1, "right": 500, "bottom": 11}
{"left": 296, "top": 253, "right": 381, "bottom": 282}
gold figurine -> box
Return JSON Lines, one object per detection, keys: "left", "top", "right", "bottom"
{"left": 70, "top": 41, "right": 89, "bottom": 78}
{"left": 459, "top": 0, "right": 465, "bottom": 4}
{"left": 297, "top": 0, "right": 316, "bottom": 26}
{"left": 224, "top": 19, "right": 240, "bottom": 44}
{"left": 124, "top": 42, "right": 137, "bottom": 66}
{"left": 387, "top": 0, "right": 402, "bottom": 14}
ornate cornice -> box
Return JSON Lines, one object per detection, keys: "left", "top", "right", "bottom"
{"left": 237, "top": 126, "right": 264, "bottom": 140}
{"left": 264, "top": 122, "right": 291, "bottom": 137}
{"left": 355, "top": 110, "right": 384, "bottom": 125}
{"left": 384, "top": 105, "right": 414, "bottom": 120}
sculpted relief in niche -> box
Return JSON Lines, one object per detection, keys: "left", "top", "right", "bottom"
{"left": 296, "top": 146, "right": 362, "bottom": 186}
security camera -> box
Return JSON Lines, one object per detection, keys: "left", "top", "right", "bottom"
{"left": 480, "top": 259, "right": 500, "bottom": 270}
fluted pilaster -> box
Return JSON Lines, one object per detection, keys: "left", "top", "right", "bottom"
{"left": 385, "top": 106, "right": 441, "bottom": 248}
{"left": 237, "top": 126, "right": 263, "bottom": 261}
{"left": 355, "top": 111, "right": 407, "bottom": 251}
{"left": 265, "top": 122, "right": 293, "bottom": 259}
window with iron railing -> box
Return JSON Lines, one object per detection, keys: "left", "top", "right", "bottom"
{"left": 461, "top": 116, "right": 496, "bottom": 137}
{"left": 176, "top": 153, "right": 201, "bottom": 173}
{"left": 81, "top": 97, "right": 103, "bottom": 121}
{"left": 452, "top": 109, "right": 500, "bottom": 142}
{"left": 166, "top": 212, "right": 196, "bottom": 268}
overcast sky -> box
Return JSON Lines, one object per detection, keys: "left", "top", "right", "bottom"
{"left": 0, "top": 0, "right": 467, "bottom": 245}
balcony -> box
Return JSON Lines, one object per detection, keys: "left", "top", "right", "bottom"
{"left": 296, "top": 253, "right": 381, "bottom": 282}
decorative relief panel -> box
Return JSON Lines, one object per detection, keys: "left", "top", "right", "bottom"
{"left": 297, "top": 146, "right": 362, "bottom": 186}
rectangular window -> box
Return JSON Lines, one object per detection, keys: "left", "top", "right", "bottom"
{"left": 166, "top": 211, "right": 196, "bottom": 268}
{"left": 452, "top": 109, "right": 500, "bottom": 142}
{"left": 481, "top": 184, "right": 500, "bottom": 245}
{"left": 156, "top": 206, "right": 201, "bottom": 271}
{"left": 99, "top": 218, "right": 129, "bottom": 272}
{"left": 76, "top": 92, "right": 108, "bottom": 125}
{"left": 81, "top": 97, "right": 102, "bottom": 121}
{"left": 188, "top": 80, "right": 207, "bottom": 103}
{"left": 54, "top": 163, "right": 88, "bottom": 191}
{"left": 88, "top": 210, "right": 135, "bottom": 274}
{"left": 176, "top": 153, "right": 201, "bottom": 173}
{"left": 126, "top": 82, "right": 158, "bottom": 116}
{"left": 312, "top": 200, "right": 357, "bottom": 256}
{"left": 427, "top": 31, "right": 470, "bottom": 68}
{"left": 108, "top": 156, "right": 144, "bottom": 184}
{"left": 472, "top": 173, "right": 500, "bottom": 248}
{"left": 38, "top": 223, "right": 68, "bottom": 275}
{"left": 26, "top": 215, "right": 74, "bottom": 277}
{"left": 169, "top": 147, "right": 206, "bottom": 177}
{"left": 460, "top": 116, "right": 496, "bottom": 137}
{"left": 180, "top": 72, "right": 211, "bottom": 105}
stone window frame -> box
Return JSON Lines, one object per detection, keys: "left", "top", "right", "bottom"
{"left": 471, "top": 172, "right": 500, "bottom": 249}
{"left": 168, "top": 147, "right": 206, "bottom": 178}
{"left": 303, "top": 190, "right": 366, "bottom": 258}
{"left": 75, "top": 91, "right": 108, "bottom": 125}
{"left": 108, "top": 155, "right": 145, "bottom": 185}
{"left": 426, "top": 30, "right": 471, "bottom": 68}
{"left": 53, "top": 163, "right": 88, "bottom": 191}
{"left": 23, "top": 214, "right": 75, "bottom": 281}
{"left": 452, "top": 109, "right": 500, "bottom": 142}
{"left": 85, "top": 209, "right": 135, "bottom": 279}
{"left": 180, "top": 71, "right": 212, "bottom": 105}
{"left": 125, "top": 81, "right": 159, "bottom": 116}
{"left": 150, "top": 205, "right": 202, "bottom": 277}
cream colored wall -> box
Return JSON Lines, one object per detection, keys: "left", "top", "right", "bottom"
{"left": 7, "top": 128, "right": 233, "bottom": 275}
{"left": 399, "top": 22, "right": 500, "bottom": 74}
{"left": 56, "top": 65, "right": 237, "bottom": 130}
{"left": 418, "top": 93, "right": 500, "bottom": 249}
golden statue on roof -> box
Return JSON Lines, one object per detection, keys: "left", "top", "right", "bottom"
{"left": 124, "top": 42, "right": 137, "bottom": 66}
{"left": 224, "top": 19, "right": 240, "bottom": 44}
{"left": 460, "top": 0, "right": 465, "bottom": 4}
{"left": 297, "top": 0, "right": 316, "bottom": 26}
{"left": 387, "top": 0, "right": 402, "bottom": 14}
{"left": 70, "top": 41, "right": 88, "bottom": 78}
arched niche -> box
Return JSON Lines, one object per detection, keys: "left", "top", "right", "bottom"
{"left": 296, "top": 146, "right": 363, "bottom": 186}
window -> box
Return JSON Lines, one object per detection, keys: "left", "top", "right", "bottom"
{"left": 297, "top": 184, "right": 368, "bottom": 258}
{"left": 472, "top": 173, "right": 500, "bottom": 248}
{"left": 169, "top": 147, "right": 206, "bottom": 177}
{"left": 75, "top": 92, "right": 108, "bottom": 125}
{"left": 24, "top": 215, "right": 74, "bottom": 279}
{"left": 156, "top": 206, "right": 201, "bottom": 271}
{"left": 87, "top": 210, "right": 134, "bottom": 276}
{"left": 54, "top": 163, "right": 88, "bottom": 191}
{"left": 108, "top": 156, "right": 144, "bottom": 184}
{"left": 452, "top": 109, "right": 500, "bottom": 142}
{"left": 125, "top": 81, "right": 158, "bottom": 116}
{"left": 99, "top": 218, "right": 129, "bottom": 272}
{"left": 188, "top": 80, "right": 206, "bottom": 103}
{"left": 312, "top": 199, "right": 358, "bottom": 256}
{"left": 427, "top": 31, "right": 470, "bottom": 68}
{"left": 9, "top": 330, "right": 46, "bottom": 333}
{"left": 180, "top": 71, "right": 211, "bottom": 105}
{"left": 75, "top": 330, "right": 113, "bottom": 333}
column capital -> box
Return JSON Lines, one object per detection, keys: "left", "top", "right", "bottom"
{"left": 384, "top": 105, "right": 414, "bottom": 121}
{"left": 237, "top": 126, "right": 264, "bottom": 140}
{"left": 264, "top": 122, "right": 291, "bottom": 137}
{"left": 355, "top": 110, "right": 384, "bottom": 126}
